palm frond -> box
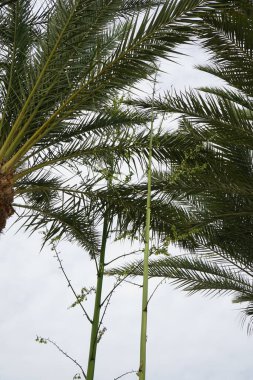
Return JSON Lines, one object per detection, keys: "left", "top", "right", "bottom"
{"left": 13, "top": 195, "right": 100, "bottom": 256}
{"left": 197, "top": 0, "right": 253, "bottom": 96}
{"left": 107, "top": 255, "right": 253, "bottom": 295}
{"left": 0, "top": 0, "right": 217, "bottom": 169}
{"left": 0, "top": 0, "right": 40, "bottom": 141}
{"left": 107, "top": 252, "right": 253, "bottom": 331}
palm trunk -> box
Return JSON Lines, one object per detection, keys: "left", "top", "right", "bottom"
{"left": 86, "top": 209, "right": 109, "bottom": 380}
{"left": 0, "top": 163, "right": 14, "bottom": 232}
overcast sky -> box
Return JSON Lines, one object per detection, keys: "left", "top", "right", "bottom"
{"left": 1, "top": 41, "right": 253, "bottom": 380}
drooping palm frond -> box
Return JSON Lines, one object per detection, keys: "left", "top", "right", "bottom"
{"left": 14, "top": 200, "right": 100, "bottom": 256}
{"left": 197, "top": 0, "right": 253, "bottom": 97}
{"left": 106, "top": 250, "right": 253, "bottom": 332}
{"left": 107, "top": 254, "right": 253, "bottom": 297}
{"left": 11, "top": 171, "right": 101, "bottom": 255}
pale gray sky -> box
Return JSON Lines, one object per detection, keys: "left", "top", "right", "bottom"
{"left": 1, "top": 230, "right": 253, "bottom": 380}
{"left": 1, "top": 41, "right": 253, "bottom": 380}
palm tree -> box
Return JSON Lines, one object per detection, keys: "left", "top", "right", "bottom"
{"left": 1, "top": 2, "right": 225, "bottom": 378}
{"left": 0, "top": 0, "right": 219, "bottom": 238}
{"left": 106, "top": 0, "right": 253, "bottom": 331}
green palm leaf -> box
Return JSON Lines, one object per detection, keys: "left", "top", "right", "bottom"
{"left": 106, "top": 252, "right": 253, "bottom": 331}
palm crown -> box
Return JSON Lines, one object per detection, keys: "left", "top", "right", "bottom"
{"left": 0, "top": 0, "right": 219, "bottom": 244}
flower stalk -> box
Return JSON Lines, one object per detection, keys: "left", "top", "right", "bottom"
{"left": 86, "top": 207, "right": 110, "bottom": 380}
{"left": 138, "top": 77, "right": 156, "bottom": 380}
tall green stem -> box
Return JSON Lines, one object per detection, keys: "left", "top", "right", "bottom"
{"left": 138, "top": 81, "right": 155, "bottom": 380}
{"left": 86, "top": 209, "right": 109, "bottom": 380}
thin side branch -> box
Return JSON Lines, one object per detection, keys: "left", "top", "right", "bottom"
{"left": 114, "top": 370, "right": 138, "bottom": 380}
{"left": 122, "top": 279, "right": 143, "bottom": 288}
{"left": 100, "top": 273, "right": 131, "bottom": 307}
{"left": 43, "top": 337, "right": 87, "bottom": 379}
{"left": 147, "top": 278, "right": 166, "bottom": 305}
{"left": 105, "top": 250, "right": 142, "bottom": 267}
{"left": 52, "top": 244, "right": 93, "bottom": 324}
